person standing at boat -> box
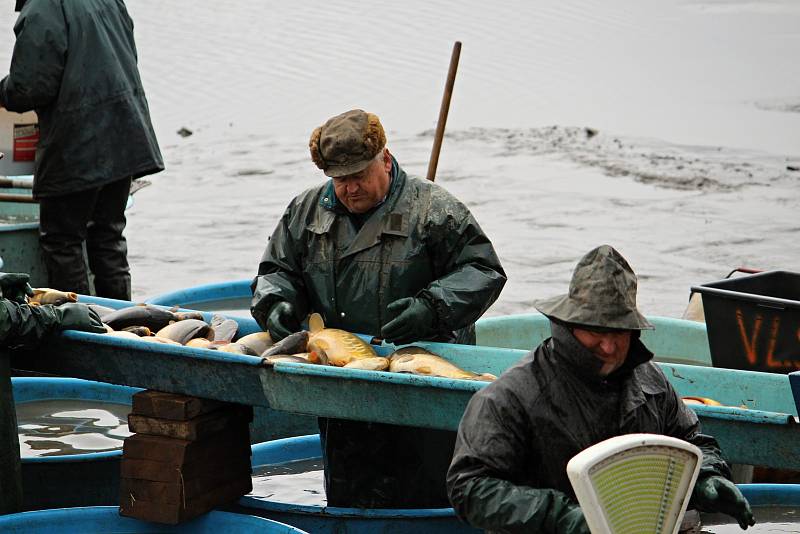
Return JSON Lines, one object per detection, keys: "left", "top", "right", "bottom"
{"left": 447, "top": 245, "right": 755, "bottom": 533}
{"left": 251, "top": 109, "right": 506, "bottom": 508}
{"left": 0, "top": 271, "right": 106, "bottom": 347}
{"left": 0, "top": 0, "right": 164, "bottom": 301}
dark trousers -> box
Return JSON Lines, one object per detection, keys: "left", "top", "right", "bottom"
{"left": 319, "top": 417, "right": 456, "bottom": 508}
{"left": 38, "top": 177, "right": 132, "bottom": 300}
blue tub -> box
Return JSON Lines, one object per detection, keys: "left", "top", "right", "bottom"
{"left": 0, "top": 506, "right": 307, "bottom": 533}
{"left": 237, "top": 435, "right": 480, "bottom": 533}
{"left": 13, "top": 377, "right": 140, "bottom": 510}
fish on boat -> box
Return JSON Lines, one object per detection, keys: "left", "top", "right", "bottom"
{"left": 88, "top": 304, "right": 117, "bottom": 320}
{"left": 344, "top": 357, "right": 390, "bottom": 371}
{"left": 263, "top": 354, "right": 312, "bottom": 365}
{"left": 186, "top": 338, "right": 213, "bottom": 349}
{"left": 682, "top": 396, "right": 723, "bottom": 406}
{"left": 237, "top": 331, "right": 273, "bottom": 355}
{"left": 389, "top": 346, "right": 496, "bottom": 381}
{"left": 122, "top": 326, "right": 152, "bottom": 337}
{"left": 261, "top": 331, "right": 309, "bottom": 358}
{"left": 211, "top": 314, "right": 238, "bottom": 342}
{"left": 215, "top": 342, "right": 258, "bottom": 356}
{"left": 29, "top": 288, "right": 78, "bottom": 306}
{"left": 103, "top": 304, "right": 203, "bottom": 331}
{"left": 306, "top": 312, "right": 377, "bottom": 366}
{"left": 137, "top": 336, "right": 182, "bottom": 346}
{"left": 156, "top": 319, "right": 214, "bottom": 344}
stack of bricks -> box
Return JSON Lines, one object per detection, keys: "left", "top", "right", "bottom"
{"left": 119, "top": 390, "right": 253, "bottom": 524}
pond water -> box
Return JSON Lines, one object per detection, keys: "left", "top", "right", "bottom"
{"left": 700, "top": 506, "right": 800, "bottom": 533}
{"left": 16, "top": 399, "right": 131, "bottom": 458}
{"left": 1, "top": 1, "right": 798, "bottom": 318}
{"left": 250, "top": 458, "right": 326, "bottom": 506}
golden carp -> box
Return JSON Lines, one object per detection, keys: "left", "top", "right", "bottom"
{"left": 156, "top": 319, "right": 213, "bottom": 344}
{"left": 29, "top": 288, "right": 78, "bottom": 306}
{"left": 237, "top": 331, "right": 274, "bottom": 355}
{"left": 344, "top": 357, "right": 390, "bottom": 371}
{"left": 388, "top": 347, "right": 496, "bottom": 381}
{"left": 306, "top": 313, "right": 377, "bottom": 366}
{"left": 682, "top": 396, "right": 723, "bottom": 406}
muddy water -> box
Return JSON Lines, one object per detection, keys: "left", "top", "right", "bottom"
{"left": 250, "top": 459, "right": 326, "bottom": 506}
{"left": 16, "top": 400, "right": 132, "bottom": 458}
{"left": 2, "top": 1, "right": 798, "bottom": 319}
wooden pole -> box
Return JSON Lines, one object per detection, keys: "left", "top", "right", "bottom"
{"left": 0, "top": 194, "right": 36, "bottom": 204}
{"left": 0, "top": 351, "right": 23, "bottom": 514}
{"left": 426, "top": 41, "right": 462, "bottom": 182}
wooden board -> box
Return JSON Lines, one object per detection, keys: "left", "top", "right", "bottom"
{"left": 119, "top": 475, "right": 252, "bottom": 524}
{"left": 120, "top": 453, "right": 251, "bottom": 483}
{"left": 127, "top": 405, "right": 252, "bottom": 441}
{"left": 120, "top": 469, "right": 252, "bottom": 505}
{"left": 122, "top": 429, "right": 250, "bottom": 465}
{"left": 132, "top": 390, "right": 228, "bottom": 421}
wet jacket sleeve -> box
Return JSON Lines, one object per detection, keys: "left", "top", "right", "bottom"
{"left": 447, "top": 388, "right": 580, "bottom": 533}
{"left": 251, "top": 204, "right": 310, "bottom": 329}
{"left": 0, "top": 300, "right": 61, "bottom": 349}
{"left": 0, "top": 0, "right": 67, "bottom": 111}
{"left": 661, "top": 379, "right": 732, "bottom": 481}
{"left": 419, "top": 195, "right": 506, "bottom": 334}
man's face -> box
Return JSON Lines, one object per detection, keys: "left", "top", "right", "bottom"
{"left": 572, "top": 327, "right": 632, "bottom": 376}
{"left": 332, "top": 149, "right": 392, "bottom": 214}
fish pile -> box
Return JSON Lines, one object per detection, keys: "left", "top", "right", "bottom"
{"left": 262, "top": 313, "right": 496, "bottom": 382}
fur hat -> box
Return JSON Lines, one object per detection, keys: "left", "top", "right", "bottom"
{"left": 309, "top": 109, "right": 386, "bottom": 177}
{"left": 535, "top": 245, "right": 654, "bottom": 331}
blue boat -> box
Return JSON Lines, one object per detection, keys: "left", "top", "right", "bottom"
{"left": 145, "top": 280, "right": 712, "bottom": 365}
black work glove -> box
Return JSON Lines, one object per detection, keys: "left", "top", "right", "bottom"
{"left": 692, "top": 475, "right": 755, "bottom": 530}
{"left": 55, "top": 303, "right": 106, "bottom": 334}
{"left": 266, "top": 301, "right": 301, "bottom": 341}
{"left": 380, "top": 297, "right": 436, "bottom": 345}
{"left": 0, "top": 272, "right": 34, "bottom": 304}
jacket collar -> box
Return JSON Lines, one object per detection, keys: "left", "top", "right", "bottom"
{"left": 310, "top": 157, "right": 411, "bottom": 258}
{"left": 549, "top": 320, "right": 653, "bottom": 385}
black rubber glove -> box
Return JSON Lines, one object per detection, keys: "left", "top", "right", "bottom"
{"left": 55, "top": 303, "right": 107, "bottom": 334}
{"left": 0, "top": 272, "right": 34, "bottom": 304}
{"left": 556, "top": 504, "right": 591, "bottom": 534}
{"left": 693, "top": 475, "right": 755, "bottom": 530}
{"left": 380, "top": 297, "right": 436, "bottom": 345}
{"left": 266, "top": 301, "right": 301, "bottom": 341}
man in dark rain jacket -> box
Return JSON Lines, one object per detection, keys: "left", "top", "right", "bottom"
{"left": 251, "top": 109, "right": 506, "bottom": 508}
{"left": 0, "top": 0, "right": 164, "bottom": 300}
{"left": 0, "top": 272, "right": 106, "bottom": 347}
{"left": 447, "top": 245, "right": 755, "bottom": 533}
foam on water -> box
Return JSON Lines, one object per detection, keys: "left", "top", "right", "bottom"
{"left": 16, "top": 400, "right": 132, "bottom": 458}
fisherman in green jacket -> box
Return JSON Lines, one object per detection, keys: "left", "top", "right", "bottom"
{"left": 447, "top": 245, "right": 755, "bottom": 533}
{"left": 251, "top": 109, "right": 507, "bottom": 507}
{"left": 0, "top": 0, "right": 164, "bottom": 300}
{"left": 0, "top": 272, "right": 106, "bottom": 347}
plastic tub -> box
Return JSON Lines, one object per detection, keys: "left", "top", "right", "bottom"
{"left": 236, "top": 434, "right": 479, "bottom": 533}
{"left": 693, "top": 270, "right": 800, "bottom": 373}
{"left": 0, "top": 506, "right": 307, "bottom": 533}
{"left": 13, "top": 377, "right": 140, "bottom": 510}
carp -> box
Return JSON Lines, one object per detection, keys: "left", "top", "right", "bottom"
{"left": 263, "top": 355, "right": 311, "bottom": 365}
{"left": 237, "top": 331, "right": 274, "bottom": 355}
{"left": 103, "top": 304, "right": 201, "bottom": 331}
{"left": 186, "top": 338, "right": 213, "bottom": 349}
{"left": 122, "top": 326, "right": 152, "bottom": 337}
{"left": 88, "top": 304, "right": 116, "bottom": 320}
{"left": 344, "top": 357, "right": 390, "bottom": 371}
{"left": 306, "top": 313, "right": 377, "bottom": 366}
{"left": 156, "top": 319, "right": 214, "bottom": 344}
{"left": 682, "top": 396, "right": 723, "bottom": 406}
{"left": 137, "top": 336, "right": 182, "bottom": 346}
{"left": 29, "top": 288, "right": 78, "bottom": 306}
{"left": 261, "top": 331, "right": 309, "bottom": 358}
{"left": 106, "top": 330, "right": 141, "bottom": 340}
{"left": 389, "top": 346, "right": 496, "bottom": 381}
{"left": 215, "top": 342, "right": 259, "bottom": 356}
{"left": 211, "top": 314, "right": 238, "bottom": 342}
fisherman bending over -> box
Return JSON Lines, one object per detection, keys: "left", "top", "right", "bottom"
{"left": 251, "top": 109, "right": 506, "bottom": 508}
{"left": 447, "top": 245, "right": 755, "bottom": 533}
{"left": 0, "top": 272, "right": 105, "bottom": 347}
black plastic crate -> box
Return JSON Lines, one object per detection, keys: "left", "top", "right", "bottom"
{"left": 692, "top": 270, "right": 800, "bottom": 374}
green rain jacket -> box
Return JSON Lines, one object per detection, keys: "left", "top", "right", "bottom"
{"left": 447, "top": 321, "right": 731, "bottom": 534}
{"left": 251, "top": 159, "right": 506, "bottom": 341}
{"left": 0, "top": 300, "right": 62, "bottom": 349}
{"left": 0, "top": 0, "right": 163, "bottom": 198}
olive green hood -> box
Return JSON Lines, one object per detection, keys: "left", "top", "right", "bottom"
{"left": 535, "top": 245, "right": 653, "bottom": 330}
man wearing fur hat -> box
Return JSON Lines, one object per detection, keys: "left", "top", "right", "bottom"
{"left": 251, "top": 109, "right": 506, "bottom": 507}
{"left": 447, "top": 245, "right": 755, "bottom": 533}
